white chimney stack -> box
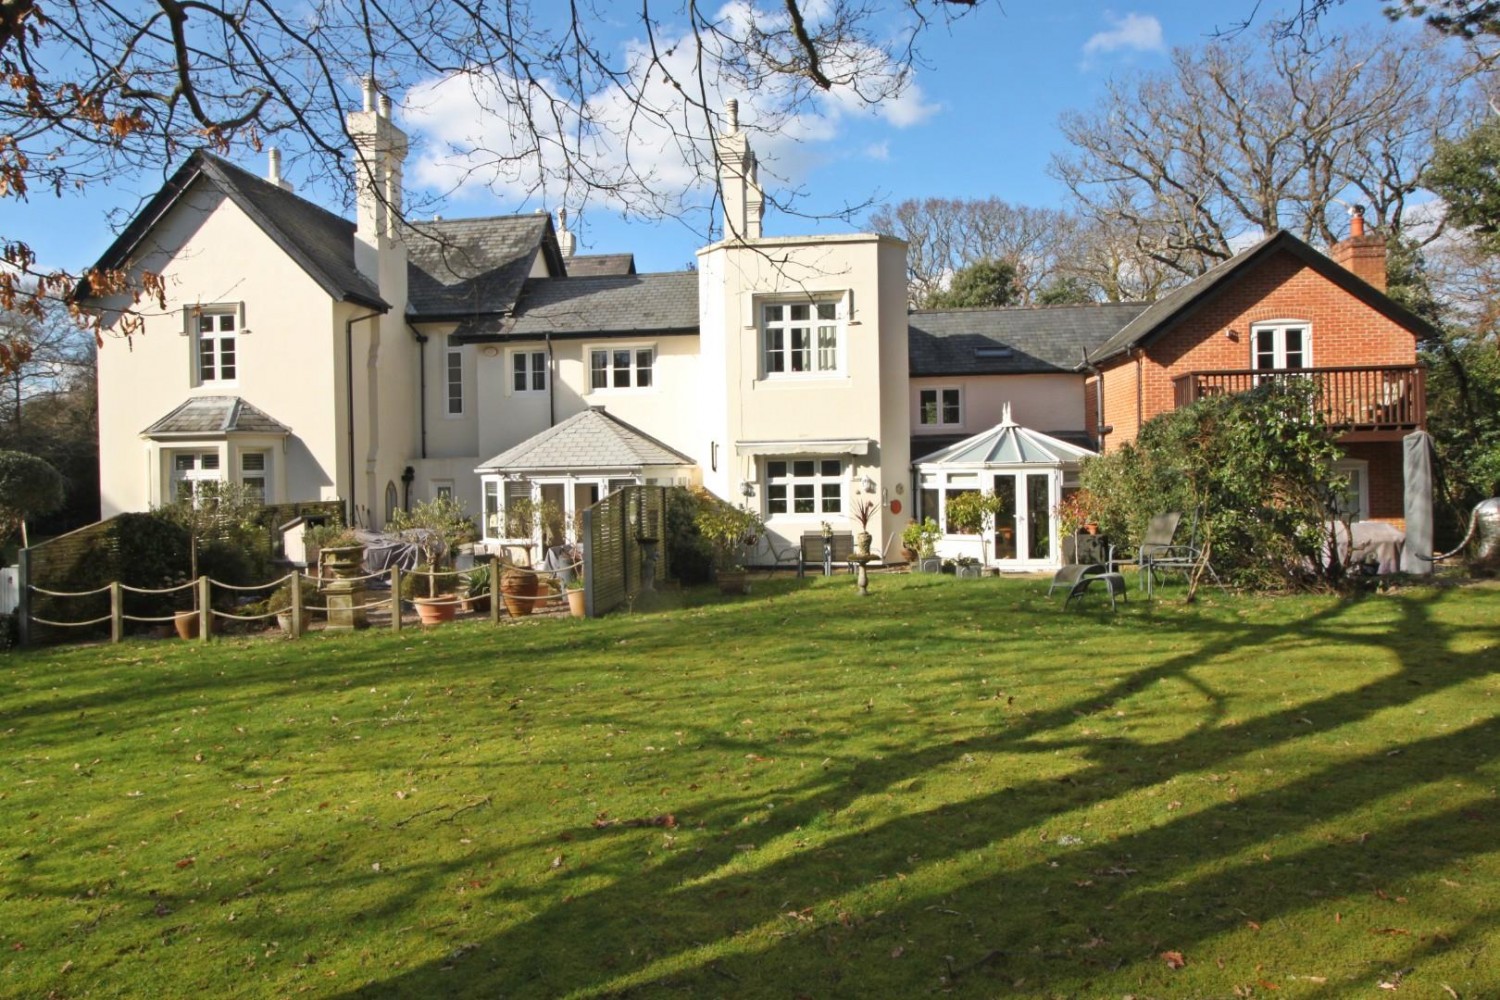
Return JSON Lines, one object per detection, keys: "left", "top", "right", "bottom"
{"left": 266, "top": 148, "right": 294, "bottom": 192}
{"left": 556, "top": 207, "right": 576, "bottom": 258}
{"left": 346, "top": 79, "right": 408, "bottom": 286}
{"left": 716, "top": 99, "right": 763, "bottom": 241}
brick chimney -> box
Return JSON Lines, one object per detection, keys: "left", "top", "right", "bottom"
{"left": 1329, "top": 205, "right": 1387, "bottom": 292}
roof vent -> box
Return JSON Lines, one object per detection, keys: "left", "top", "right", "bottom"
{"left": 974, "top": 347, "right": 1013, "bottom": 359}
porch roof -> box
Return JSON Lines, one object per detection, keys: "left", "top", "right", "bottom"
{"left": 476, "top": 406, "right": 694, "bottom": 474}
{"left": 141, "top": 395, "right": 291, "bottom": 438}
{"left": 914, "top": 404, "right": 1096, "bottom": 467}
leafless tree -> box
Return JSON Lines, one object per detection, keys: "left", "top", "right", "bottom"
{"left": 0, "top": 0, "right": 986, "bottom": 366}
{"left": 870, "top": 197, "right": 1083, "bottom": 306}
{"left": 1050, "top": 25, "right": 1480, "bottom": 282}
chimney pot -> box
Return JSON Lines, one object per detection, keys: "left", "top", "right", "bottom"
{"left": 361, "top": 76, "right": 376, "bottom": 113}
{"left": 726, "top": 99, "right": 739, "bottom": 132}
{"left": 1350, "top": 204, "right": 1366, "bottom": 239}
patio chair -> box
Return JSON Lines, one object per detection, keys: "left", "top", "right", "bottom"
{"left": 1137, "top": 511, "right": 1222, "bottom": 596}
{"left": 798, "top": 532, "right": 856, "bottom": 577}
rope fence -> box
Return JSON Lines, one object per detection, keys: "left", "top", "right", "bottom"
{"left": 20, "top": 552, "right": 589, "bottom": 645}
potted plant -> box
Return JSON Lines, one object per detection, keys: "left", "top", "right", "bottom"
{"left": 159, "top": 480, "right": 264, "bottom": 640}
{"left": 459, "top": 565, "right": 491, "bottom": 614}
{"left": 306, "top": 525, "right": 364, "bottom": 580}
{"left": 901, "top": 517, "right": 941, "bottom": 565}
{"left": 496, "top": 494, "right": 563, "bottom": 616}
{"left": 565, "top": 577, "right": 586, "bottom": 617}
{"left": 389, "top": 496, "right": 477, "bottom": 625}
{"left": 944, "top": 490, "right": 1005, "bottom": 567}
{"left": 267, "top": 579, "right": 307, "bottom": 635}
{"left": 1056, "top": 489, "right": 1102, "bottom": 536}
{"left": 693, "top": 494, "right": 765, "bottom": 595}
{"left": 953, "top": 555, "right": 982, "bottom": 579}
{"left": 849, "top": 499, "right": 877, "bottom": 556}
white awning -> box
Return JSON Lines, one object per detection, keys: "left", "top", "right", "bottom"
{"left": 735, "top": 438, "right": 873, "bottom": 457}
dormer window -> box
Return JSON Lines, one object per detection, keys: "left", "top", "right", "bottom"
{"left": 196, "top": 310, "right": 238, "bottom": 384}
{"left": 762, "top": 301, "right": 842, "bottom": 377}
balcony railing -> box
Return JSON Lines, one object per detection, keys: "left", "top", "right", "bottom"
{"left": 1171, "top": 365, "right": 1425, "bottom": 440}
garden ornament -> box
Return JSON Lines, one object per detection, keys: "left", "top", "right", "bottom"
{"left": 1428, "top": 497, "right": 1500, "bottom": 575}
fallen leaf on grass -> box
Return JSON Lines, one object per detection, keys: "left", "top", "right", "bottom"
{"left": 1161, "top": 951, "right": 1186, "bottom": 970}
{"left": 174, "top": 857, "right": 195, "bottom": 869}
{"left": 890, "top": 946, "right": 903, "bottom": 959}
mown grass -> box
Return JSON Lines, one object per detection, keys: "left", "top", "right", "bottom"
{"left": 1, "top": 573, "right": 1497, "bottom": 999}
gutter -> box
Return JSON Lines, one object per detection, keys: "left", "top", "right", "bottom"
{"left": 345, "top": 309, "right": 384, "bottom": 525}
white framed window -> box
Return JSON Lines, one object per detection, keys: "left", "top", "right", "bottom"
{"left": 1252, "top": 321, "right": 1311, "bottom": 371}
{"left": 1333, "top": 459, "right": 1369, "bottom": 520}
{"left": 483, "top": 480, "right": 500, "bottom": 537}
{"left": 446, "top": 341, "right": 464, "bottom": 416}
{"left": 433, "top": 480, "right": 454, "bottom": 502}
{"left": 765, "top": 458, "right": 844, "bottom": 516}
{"left": 171, "top": 451, "right": 222, "bottom": 503}
{"left": 240, "top": 451, "right": 268, "bottom": 504}
{"left": 511, "top": 349, "right": 547, "bottom": 393}
{"left": 589, "top": 346, "right": 654, "bottom": 390}
{"left": 762, "top": 301, "right": 842, "bottom": 377}
{"left": 919, "top": 387, "right": 962, "bottom": 427}
{"left": 196, "top": 310, "right": 239, "bottom": 384}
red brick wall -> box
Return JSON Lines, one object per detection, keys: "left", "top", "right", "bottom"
{"left": 1343, "top": 441, "right": 1405, "bottom": 526}
{"left": 1097, "top": 247, "right": 1418, "bottom": 452}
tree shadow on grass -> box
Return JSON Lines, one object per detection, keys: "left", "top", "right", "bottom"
{"left": 296, "top": 586, "right": 1500, "bottom": 998}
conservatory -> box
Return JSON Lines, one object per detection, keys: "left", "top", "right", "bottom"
{"left": 912, "top": 404, "right": 1096, "bottom": 571}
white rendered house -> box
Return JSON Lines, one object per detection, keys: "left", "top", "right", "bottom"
{"left": 82, "top": 91, "right": 917, "bottom": 562}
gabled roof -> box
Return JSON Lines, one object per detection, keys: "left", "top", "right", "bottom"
{"left": 405, "top": 215, "right": 566, "bottom": 318}
{"left": 78, "top": 151, "right": 387, "bottom": 310}
{"left": 451, "top": 271, "right": 699, "bottom": 342}
{"left": 913, "top": 404, "right": 1097, "bottom": 466}
{"left": 1085, "top": 230, "right": 1439, "bottom": 366}
{"left": 141, "top": 396, "right": 291, "bottom": 438}
{"left": 476, "top": 406, "right": 695, "bottom": 472}
{"left": 566, "top": 253, "right": 637, "bottom": 277}
{"left": 909, "top": 302, "right": 1148, "bottom": 376}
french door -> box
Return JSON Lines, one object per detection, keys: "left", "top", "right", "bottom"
{"left": 991, "top": 472, "right": 1053, "bottom": 564}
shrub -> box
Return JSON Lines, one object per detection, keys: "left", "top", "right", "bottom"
{"left": 664, "top": 487, "right": 715, "bottom": 584}
{"left": 1082, "top": 380, "right": 1348, "bottom": 591}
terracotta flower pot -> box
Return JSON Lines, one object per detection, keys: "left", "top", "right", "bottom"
{"left": 174, "top": 610, "right": 205, "bottom": 640}
{"left": 566, "top": 589, "right": 586, "bottom": 617}
{"left": 499, "top": 567, "right": 540, "bottom": 617}
{"left": 414, "top": 595, "right": 458, "bottom": 625}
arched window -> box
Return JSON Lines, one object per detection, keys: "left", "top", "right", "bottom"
{"left": 384, "top": 481, "right": 398, "bottom": 525}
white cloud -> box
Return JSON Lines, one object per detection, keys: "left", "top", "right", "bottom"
{"left": 1082, "top": 13, "right": 1165, "bottom": 57}
{"left": 399, "top": 4, "right": 936, "bottom": 220}
{"left": 863, "top": 141, "right": 891, "bottom": 161}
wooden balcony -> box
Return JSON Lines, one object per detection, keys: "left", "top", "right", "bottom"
{"left": 1171, "top": 365, "right": 1425, "bottom": 442}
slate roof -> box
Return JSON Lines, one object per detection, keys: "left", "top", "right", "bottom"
{"left": 78, "top": 152, "right": 386, "bottom": 310}
{"left": 476, "top": 407, "right": 695, "bottom": 472}
{"left": 908, "top": 302, "right": 1147, "bottom": 376}
{"left": 405, "top": 215, "right": 564, "bottom": 318}
{"left": 451, "top": 271, "right": 699, "bottom": 342}
{"left": 1086, "top": 230, "right": 1439, "bottom": 365}
{"left": 912, "top": 405, "right": 1097, "bottom": 466}
{"left": 141, "top": 396, "right": 291, "bottom": 437}
{"left": 566, "top": 253, "right": 637, "bottom": 277}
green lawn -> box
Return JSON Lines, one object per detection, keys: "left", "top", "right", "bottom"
{"left": 2, "top": 574, "right": 1497, "bottom": 999}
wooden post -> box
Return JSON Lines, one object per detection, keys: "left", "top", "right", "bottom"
{"left": 390, "top": 566, "right": 403, "bottom": 632}
{"left": 197, "top": 576, "right": 211, "bottom": 642}
{"left": 290, "top": 571, "right": 303, "bottom": 639}
{"left": 16, "top": 548, "right": 29, "bottom": 648}
{"left": 110, "top": 581, "right": 123, "bottom": 644}
{"left": 582, "top": 509, "right": 594, "bottom": 619}
{"left": 489, "top": 555, "right": 501, "bottom": 625}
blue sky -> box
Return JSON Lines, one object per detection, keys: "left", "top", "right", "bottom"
{"left": 2, "top": 1, "right": 1414, "bottom": 278}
